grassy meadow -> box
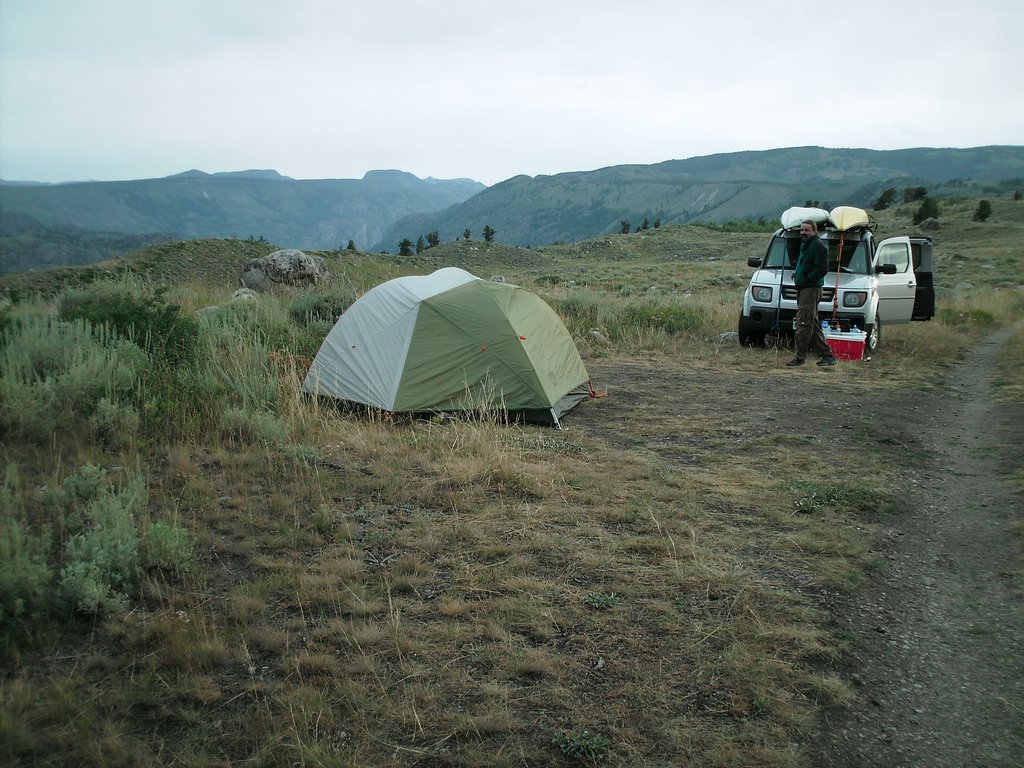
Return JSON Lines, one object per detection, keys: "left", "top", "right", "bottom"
{"left": 1, "top": 195, "right": 1022, "bottom": 767}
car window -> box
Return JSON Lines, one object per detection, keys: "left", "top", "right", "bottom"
{"left": 877, "top": 242, "right": 910, "bottom": 273}
{"left": 827, "top": 239, "right": 869, "bottom": 274}
{"left": 764, "top": 237, "right": 801, "bottom": 268}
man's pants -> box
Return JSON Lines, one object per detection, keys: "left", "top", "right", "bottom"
{"left": 794, "top": 286, "right": 832, "bottom": 359}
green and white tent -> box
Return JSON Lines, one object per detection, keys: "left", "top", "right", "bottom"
{"left": 303, "top": 268, "right": 591, "bottom": 427}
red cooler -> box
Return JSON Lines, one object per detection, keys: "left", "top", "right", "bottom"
{"left": 825, "top": 329, "right": 866, "bottom": 361}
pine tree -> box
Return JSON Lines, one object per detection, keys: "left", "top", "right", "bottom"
{"left": 911, "top": 197, "right": 939, "bottom": 225}
{"left": 904, "top": 186, "right": 927, "bottom": 204}
{"left": 482, "top": 225, "right": 495, "bottom": 242}
{"left": 398, "top": 238, "right": 413, "bottom": 256}
{"left": 972, "top": 200, "right": 992, "bottom": 222}
{"left": 874, "top": 187, "right": 897, "bottom": 210}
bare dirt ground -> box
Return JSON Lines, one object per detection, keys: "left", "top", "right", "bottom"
{"left": 575, "top": 326, "right": 1023, "bottom": 767}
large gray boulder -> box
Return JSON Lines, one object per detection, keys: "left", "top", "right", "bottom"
{"left": 240, "top": 249, "right": 328, "bottom": 290}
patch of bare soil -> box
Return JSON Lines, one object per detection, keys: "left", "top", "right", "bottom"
{"left": 574, "top": 327, "right": 1022, "bottom": 767}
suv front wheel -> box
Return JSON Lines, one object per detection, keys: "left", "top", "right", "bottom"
{"left": 738, "top": 312, "right": 765, "bottom": 347}
{"left": 865, "top": 314, "right": 881, "bottom": 354}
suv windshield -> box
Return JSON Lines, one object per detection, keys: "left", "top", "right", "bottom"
{"left": 762, "top": 234, "right": 870, "bottom": 275}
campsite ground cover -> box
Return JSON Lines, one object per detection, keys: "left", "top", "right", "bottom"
{"left": 2, "top": 201, "right": 1022, "bottom": 766}
{"left": 580, "top": 323, "right": 1024, "bottom": 767}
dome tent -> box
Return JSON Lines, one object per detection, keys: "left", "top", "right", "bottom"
{"left": 303, "top": 268, "right": 591, "bottom": 427}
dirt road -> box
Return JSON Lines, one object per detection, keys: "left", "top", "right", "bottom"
{"left": 809, "top": 325, "right": 1024, "bottom": 768}
{"left": 577, "top": 325, "right": 1023, "bottom": 767}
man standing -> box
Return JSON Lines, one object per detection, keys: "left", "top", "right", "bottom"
{"left": 787, "top": 220, "right": 837, "bottom": 367}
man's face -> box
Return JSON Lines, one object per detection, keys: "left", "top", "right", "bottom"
{"left": 800, "top": 223, "right": 816, "bottom": 240}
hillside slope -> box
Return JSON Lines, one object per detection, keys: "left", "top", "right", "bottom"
{"left": 0, "top": 169, "right": 485, "bottom": 268}
{"left": 376, "top": 145, "right": 1024, "bottom": 249}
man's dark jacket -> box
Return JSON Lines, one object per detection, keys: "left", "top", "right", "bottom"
{"left": 794, "top": 237, "right": 828, "bottom": 288}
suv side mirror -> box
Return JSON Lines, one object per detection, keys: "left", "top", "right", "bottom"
{"left": 747, "top": 256, "right": 763, "bottom": 268}
{"left": 876, "top": 263, "right": 898, "bottom": 275}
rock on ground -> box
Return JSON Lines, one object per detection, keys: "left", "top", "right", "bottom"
{"left": 240, "top": 249, "right": 328, "bottom": 291}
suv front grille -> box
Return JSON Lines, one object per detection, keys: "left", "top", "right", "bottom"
{"left": 782, "top": 286, "right": 835, "bottom": 301}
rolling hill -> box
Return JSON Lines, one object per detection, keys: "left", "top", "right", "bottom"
{"left": 4, "top": 146, "right": 1023, "bottom": 274}
{"left": 375, "top": 145, "right": 1024, "bottom": 249}
{"left": 0, "top": 170, "right": 484, "bottom": 273}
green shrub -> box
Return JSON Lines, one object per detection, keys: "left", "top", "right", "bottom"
{"left": 89, "top": 397, "right": 140, "bottom": 449}
{"left": 288, "top": 286, "right": 357, "bottom": 326}
{"left": 2, "top": 463, "right": 188, "bottom": 618}
{"left": 912, "top": 197, "right": 940, "bottom": 225}
{"left": 0, "top": 517, "right": 52, "bottom": 623}
{"left": 59, "top": 282, "right": 200, "bottom": 365}
{"left": 0, "top": 315, "right": 148, "bottom": 442}
{"left": 549, "top": 729, "right": 611, "bottom": 761}
{"left": 582, "top": 592, "right": 619, "bottom": 610}
{"left": 60, "top": 478, "right": 146, "bottom": 614}
{"left": 61, "top": 464, "right": 109, "bottom": 528}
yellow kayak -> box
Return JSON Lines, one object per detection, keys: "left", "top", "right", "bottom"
{"left": 829, "top": 206, "right": 869, "bottom": 231}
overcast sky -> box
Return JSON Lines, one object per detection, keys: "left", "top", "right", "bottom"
{"left": 1, "top": 0, "right": 1021, "bottom": 186}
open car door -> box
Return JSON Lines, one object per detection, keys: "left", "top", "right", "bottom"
{"left": 874, "top": 236, "right": 916, "bottom": 324}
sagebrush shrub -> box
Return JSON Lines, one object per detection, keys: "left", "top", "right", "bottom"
{"left": 288, "top": 286, "right": 358, "bottom": 326}
{"left": 61, "top": 464, "right": 109, "bottom": 526}
{"left": 60, "top": 476, "right": 146, "bottom": 614}
{"left": 89, "top": 397, "right": 140, "bottom": 449}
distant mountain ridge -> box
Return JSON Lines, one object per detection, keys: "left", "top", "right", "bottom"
{"left": 0, "top": 169, "right": 485, "bottom": 273}
{"left": 374, "top": 146, "right": 1024, "bottom": 249}
{"left": 3, "top": 147, "right": 1023, "bottom": 274}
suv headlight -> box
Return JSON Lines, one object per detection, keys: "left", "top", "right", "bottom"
{"left": 843, "top": 291, "right": 867, "bottom": 308}
{"left": 752, "top": 286, "right": 773, "bottom": 303}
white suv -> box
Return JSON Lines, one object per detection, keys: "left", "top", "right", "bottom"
{"left": 738, "top": 222, "right": 934, "bottom": 354}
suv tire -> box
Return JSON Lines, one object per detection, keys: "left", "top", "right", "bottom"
{"left": 738, "top": 313, "right": 765, "bottom": 347}
{"left": 865, "top": 314, "right": 881, "bottom": 354}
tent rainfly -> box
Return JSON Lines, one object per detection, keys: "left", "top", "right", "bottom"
{"left": 303, "top": 268, "right": 591, "bottom": 427}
